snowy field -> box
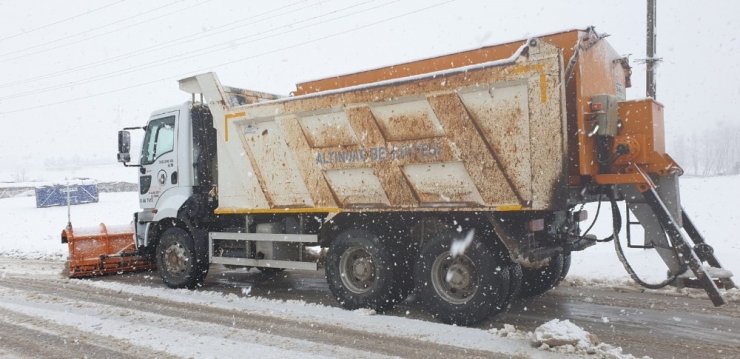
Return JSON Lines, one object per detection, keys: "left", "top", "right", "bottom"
{"left": 1, "top": 174, "right": 737, "bottom": 284}
{"left": 0, "top": 191, "right": 138, "bottom": 259}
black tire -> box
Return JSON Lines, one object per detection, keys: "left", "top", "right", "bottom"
{"left": 559, "top": 253, "right": 572, "bottom": 282}
{"left": 415, "top": 233, "right": 510, "bottom": 326}
{"left": 504, "top": 263, "right": 523, "bottom": 306}
{"left": 156, "top": 227, "right": 208, "bottom": 289}
{"left": 325, "top": 229, "right": 412, "bottom": 311}
{"left": 518, "top": 253, "right": 564, "bottom": 298}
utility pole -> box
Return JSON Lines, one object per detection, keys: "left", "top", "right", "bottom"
{"left": 646, "top": 0, "right": 658, "bottom": 98}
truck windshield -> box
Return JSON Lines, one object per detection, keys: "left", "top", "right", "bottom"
{"left": 141, "top": 115, "right": 175, "bottom": 165}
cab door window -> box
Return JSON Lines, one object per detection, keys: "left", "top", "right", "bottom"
{"left": 141, "top": 115, "right": 176, "bottom": 165}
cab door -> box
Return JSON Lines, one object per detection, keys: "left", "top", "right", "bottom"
{"left": 139, "top": 111, "right": 178, "bottom": 209}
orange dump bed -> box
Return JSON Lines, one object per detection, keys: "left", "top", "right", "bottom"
{"left": 295, "top": 28, "right": 632, "bottom": 180}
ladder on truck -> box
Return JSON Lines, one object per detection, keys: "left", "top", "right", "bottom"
{"left": 643, "top": 186, "right": 735, "bottom": 305}
{"left": 615, "top": 167, "right": 735, "bottom": 306}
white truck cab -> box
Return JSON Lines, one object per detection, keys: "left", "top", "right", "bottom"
{"left": 135, "top": 105, "right": 195, "bottom": 248}
{"left": 118, "top": 101, "right": 219, "bottom": 259}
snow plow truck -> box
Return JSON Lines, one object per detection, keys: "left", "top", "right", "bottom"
{"left": 62, "top": 28, "right": 734, "bottom": 325}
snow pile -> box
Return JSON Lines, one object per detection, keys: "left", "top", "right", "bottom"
{"left": 532, "top": 319, "right": 650, "bottom": 358}
{"left": 490, "top": 320, "right": 650, "bottom": 359}
{"left": 725, "top": 288, "right": 740, "bottom": 301}
{"left": 533, "top": 319, "right": 599, "bottom": 351}
{"left": 489, "top": 323, "right": 529, "bottom": 340}
{"left": 677, "top": 266, "right": 734, "bottom": 279}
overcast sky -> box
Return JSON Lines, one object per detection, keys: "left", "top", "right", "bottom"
{"left": 0, "top": 0, "right": 738, "bottom": 179}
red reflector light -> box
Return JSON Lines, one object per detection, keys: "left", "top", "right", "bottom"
{"left": 589, "top": 102, "right": 603, "bottom": 112}
{"left": 574, "top": 210, "right": 588, "bottom": 222}
{"left": 527, "top": 218, "right": 545, "bottom": 232}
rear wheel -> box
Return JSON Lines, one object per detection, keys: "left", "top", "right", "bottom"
{"left": 157, "top": 227, "right": 208, "bottom": 289}
{"left": 518, "top": 253, "right": 564, "bottom": 298}
{"left": 415, "top": 233, "right": 509, "bottom": 325}
{"left": 325, "top": 229, "right": 412, "bottom": 311}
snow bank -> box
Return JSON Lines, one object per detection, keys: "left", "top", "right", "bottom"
{"left": 490, "top": 320, "right": 650, "bottom": 359}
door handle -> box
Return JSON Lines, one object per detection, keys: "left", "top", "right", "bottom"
{"left": 171, "top": 171, "right": 178, "bottom": 185}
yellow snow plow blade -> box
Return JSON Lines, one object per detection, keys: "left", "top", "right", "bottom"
{"left": 61, "top": 223, "right": 155, "bottom": 278}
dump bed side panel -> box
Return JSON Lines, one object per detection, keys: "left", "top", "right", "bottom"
{"left": 214, "top": 42, "right": 567, "bottom": 213}
{"left": 294, "top": 30, "right": 580, "bottom": 96}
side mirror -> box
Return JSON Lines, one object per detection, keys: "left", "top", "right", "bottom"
{"left": 117, "top": 130, "right": 131, "bottom": 163}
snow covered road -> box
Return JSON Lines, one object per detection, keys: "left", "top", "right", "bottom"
{"left": 0, "top": 259, "right": 562, "bottom": 359}
{"left": 1, "top": 258, "right": 738, "bottom": 359}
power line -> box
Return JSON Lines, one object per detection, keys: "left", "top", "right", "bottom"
{"left": 0, "top": 0, "right": 310, "bottom": 89}
{"left": 0, "top": 0, "right": 457, "bottom": 115}
{"left": 0, "top": 0, "right": 187, "bottom": 60}
{"left": 0, "top": 0, "right": 126, "bottom": 43}
{"left": 0, "top": 0, "right": 387, "bottom": 100}
{"left": 0, "top": 0, "right": 220, "bottom": 64}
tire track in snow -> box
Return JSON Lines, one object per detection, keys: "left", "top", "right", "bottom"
{"left": 0, "top": 276, "right": 520, "bottom": 359}
{"left": 0, "top": 306, "right": 176, "bottom": 359}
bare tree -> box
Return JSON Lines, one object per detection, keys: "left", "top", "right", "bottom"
{"left": 11, "top": 168, "right": 27, "bottom": 182}
{"left": 671, "top": 122, "right": 740, "bottom": 176}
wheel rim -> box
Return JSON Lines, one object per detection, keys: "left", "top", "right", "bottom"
{"left": 163, "top": 242, "right": 188, "bottom": 275}
{"left": 339, "top": 246, "right": 376, "bottom": 294}
{"left": 431, "top": 252, "right": 479, "bottom": 305}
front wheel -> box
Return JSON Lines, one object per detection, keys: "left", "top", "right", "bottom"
{"left": 415, "top": 233, "right": 509, "bottom": 326}
{"left": 156, "top": 227, "right": 208, "bottom": 289}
